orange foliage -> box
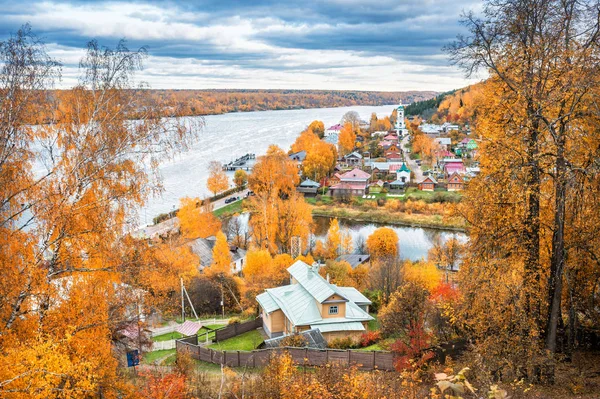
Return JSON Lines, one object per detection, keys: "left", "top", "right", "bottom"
{"left": 207, "top": 161, "right": 229, "bottom": 196}
{"left": 177, "top": 197, "right": 221, "bottom": 239}
{"left": 366, "top": 227, "right": 399, "bottom": 260}
{"left": 338, "top": 122, "right": 356, "bottom": 156}
{"left": 207, "top": 232, "right": 232, "bottom": 276}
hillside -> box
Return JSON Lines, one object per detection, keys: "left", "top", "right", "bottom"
{"left": 146, "top": 89, "right": 438, "bottom": 116}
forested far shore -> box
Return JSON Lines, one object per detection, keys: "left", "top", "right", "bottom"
{"left": 26, "top": 89, "right": 437, "bottom": 124}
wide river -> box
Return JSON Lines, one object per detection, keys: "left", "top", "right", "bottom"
{"left": 141, "top": 104, "right": 396, "bottom": 224}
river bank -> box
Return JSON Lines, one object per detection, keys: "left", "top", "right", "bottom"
{"left": 311, "top": 205, "right": 467, "bottom": 232}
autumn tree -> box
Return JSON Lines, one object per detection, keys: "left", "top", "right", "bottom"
{"left": 320, "top": 260, "right": 353, "bottom": 286}
{"left": 308, "top": 120, "right": 325, "bottom": 138}
{"left": 367, "top": 227, "right": 399, "bottom": 260}
{"left": 379, "top": 282, "right": 431, "bottom": 337}
{"left": 341, "top": 110, "right": 360, "bottom": 130}
{"left": 428, "top": 236, "right": 463, "bottom": 272}
{"left": 207, "top": 161, "right": 229, "bottom": 196}
{"left": 207, "top": 232, "right": 232, "bottom": 275}
{"left": 233, "top": 169, "right": 248, "bottom": 189}
{"left": 0, "top": 27, "right": 199, "bottom": 397}
{"left": 448, "top": 0, "right": 600, "bottom": 368}
{"left": 338, "top": 122, "right": 356, "bottom": 156}
{"left": 177, "top": 197, "right": 221, "bottom": 239}
{"left": 248, "top": 145, "right": 299, "bottom": 198}
{"left": 291, "top": 128, "right": 336, "bottom": 181}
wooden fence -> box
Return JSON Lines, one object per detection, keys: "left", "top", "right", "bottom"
{"left": 176, "top": 335, "right": 395, "bottom": 371}
{"left": 214, "top": 318, "right": 263, "bottom": 342}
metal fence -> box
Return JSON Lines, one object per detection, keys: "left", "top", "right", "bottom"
{"left": 176, "top": 335, "right": 395, "bottom": 371}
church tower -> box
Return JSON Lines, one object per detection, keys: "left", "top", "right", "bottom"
{"left": 395, "top": 104, "right": 406, "bottom": 133}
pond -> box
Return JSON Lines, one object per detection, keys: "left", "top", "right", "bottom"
{"left": 224, "top": 214, "right": 467, "bottom": 262}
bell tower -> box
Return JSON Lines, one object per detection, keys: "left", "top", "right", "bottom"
{"left": 395, "top": 104, "right": 405, "bottom": 133}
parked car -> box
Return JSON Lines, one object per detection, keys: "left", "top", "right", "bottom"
{"left": 224, "top": 197, "right": 237, "bottom": 204}
{"left": 246, "top": 191, "right": 255, "bottom": 197}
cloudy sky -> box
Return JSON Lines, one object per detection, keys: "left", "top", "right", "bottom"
{"left": 0, "top": 0, "right": 483, "bottom": 91}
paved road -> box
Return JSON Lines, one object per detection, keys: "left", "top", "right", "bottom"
{"left": 135, "top": 189, "right": 249, "bottom": 239}
{"left": 401, "top": 135, "right": 424, "bottom": 182}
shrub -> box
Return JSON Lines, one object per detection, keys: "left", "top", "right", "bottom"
{"left": 280, "top": 334, "right": 308, "bottom": 348}
{"left": 376, "top": 198, "right": 386, "bottom": 207}
{"left": 359, "top": 331, "right": 381, "bottom": 348}
{"left": 328, "top": 337, "right": 356, "bottom": 349}
{"left": 228, "top": 317, "right": 241, "bottom": 325}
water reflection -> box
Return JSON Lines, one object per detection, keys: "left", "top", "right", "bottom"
{"left": 224, "top": 213, "right": 467, "bottom": 262}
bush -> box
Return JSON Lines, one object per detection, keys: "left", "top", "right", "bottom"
{"left": 376, "top": 198, "right": 386, "bottom": 207}
{"left": 228, "top": 317, "right": 241, "bottom": 325}
{"left": 280, "top": 334, "right": 308, "bottom": 348}
{"left": 359, "top": 331, "right": 382, "bottom": 348}
{"left": 328, "top": 337, "right": 356, "bottom": 349}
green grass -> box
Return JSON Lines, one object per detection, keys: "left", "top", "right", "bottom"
{"left": 143, "top": 349, "right": 176, "bottom": 364}
{"left": 208, "top": 329, "right": 264, "bottom": 351}
{"left": 367, "top": 315, "right": 379, "bottom": 332}
{"left": 403, "top": 187, "right": 462, "bottom": 203}
{"left": 214, "top": 200, "right": 244, "bottom": 218}
{"left": 152, "top": 331, "right": 183, "bottom": 342}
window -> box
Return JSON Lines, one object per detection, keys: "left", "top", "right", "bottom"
{"left": 328, "top": 305, "right": 338, "bottom": 315}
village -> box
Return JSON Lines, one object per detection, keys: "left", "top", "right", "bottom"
{"left": 132, "top": 104, "right": 472, "bottom": 377}
{"left": 289, "top": 104, "right": 479, "bottom": 199}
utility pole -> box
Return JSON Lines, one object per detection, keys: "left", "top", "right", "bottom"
{"left": 181, "top": 278, "right": 185, "bottom": 322}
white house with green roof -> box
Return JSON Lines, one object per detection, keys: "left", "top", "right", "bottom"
{"left": 256, "top": 261, "right": 373, "bottom": 342}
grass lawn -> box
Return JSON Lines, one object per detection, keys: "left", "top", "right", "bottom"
{"left": 208, "top": 329, "right": 264, "bottom": 351}
{"left": 214, "top": 200, "right": 244, "bottom": 218}
{"left": 403, "top": 187, "right": 462, "bottom": 203}
{"left": 143, "top": 349, "right": 176, "bottom": 364}
{"left": 152, "top": 331, "right": 183, "bottom": 342}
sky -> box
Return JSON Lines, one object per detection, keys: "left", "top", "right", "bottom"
{"left": 0, "top": 0, "right": 484, "bottom": 92}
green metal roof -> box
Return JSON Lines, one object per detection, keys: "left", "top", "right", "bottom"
{"left": 288, "top": 261, "right": 341, "bottom": 303}
{"left": 398, "top": 162, "right": 411, "bottom": 173}
{"left": 337, "top": 287, "right": 372, "bottom": 305}
{"left": 311, "top": 321, "right": 366, "bottom": 333}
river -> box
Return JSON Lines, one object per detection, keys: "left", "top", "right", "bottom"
{"left": 141, "top": 104, "right": 396, "bottom": 224}
{"left": 225, "top": 214, "right": 466, "bottom": 262}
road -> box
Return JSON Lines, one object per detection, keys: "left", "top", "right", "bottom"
{"left": 135, "top": 189, "right": 249, "bottom": 239}
{"left": 401, "top": 135, "right": 424, "bottom": 182}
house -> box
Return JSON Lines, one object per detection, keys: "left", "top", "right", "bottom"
{"left": 419, "top": 123, "right": 444, "bottom": 136}
{"left": 371, "top": 131, "right": 388, "bottom": 137}
{"left": 368, "top": 180, "right": 384, "bottom": 194}
{"left": 343, "top": 151, "right": 363, "bottom": 167}
{"left": 288, "top": 150, "right": 306, "bottom": 168}
{"left": 458, "top": 138, "right": 478, "bottom": 151}
{"left": 442, "top": 122, "right": 460, "bottom": 132}
{"left": 395, "top": 162, "right": 411, "bottom": 184}
{"left": 385, "top": 150, "right": 402, "bottom": 161}
{"left": 336, "top": 254, "right": 371, "bottom": 269}
{"left": 389, "top": 179, "right": 407, "bottom": 193}
{"left": 447, "top": 172, "right": 464, "bottom": 191}
{"left": 189, "top": 236, "right": 247, "bottom": 273}
{"left": 443, "top": 159, "right": 465, "bottom": 178}
{"left": 329, "top": 168, "right": 371, "bottom": 197}
{"left": 434, "top": 137, "right": 452, "bottom": 150}
{"left": 325, "top": 124, "right": 343, "bottom": 137}
{"left": 323, "top": 133, "right": 339, "bottom": 146}
{"left": 256, "top": 261, "right": 374, "bottom": 341}
{"left": 297, "top": 179, "right": 320, "bottom": 195}
{"left": 383, "top": 133, "right": 398, "bottom": 142}
{"left": 418, "top": 176, "right": 437, "bottom": 191}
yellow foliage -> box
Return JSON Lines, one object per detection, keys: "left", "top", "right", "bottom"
{"left": 207, "top": 232, "right": 232, "bottom": 276}
{"left": 207, "top": 161, "right": 229, "bottom": 196}
{"left": 367, "top": 227, "right": 399, "bottom": 260}
{"left": 177, "top": 197, "right": 221, "bottom": 239}
{"left": 403, "top": 261, "right": 442, "bottom": 291}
